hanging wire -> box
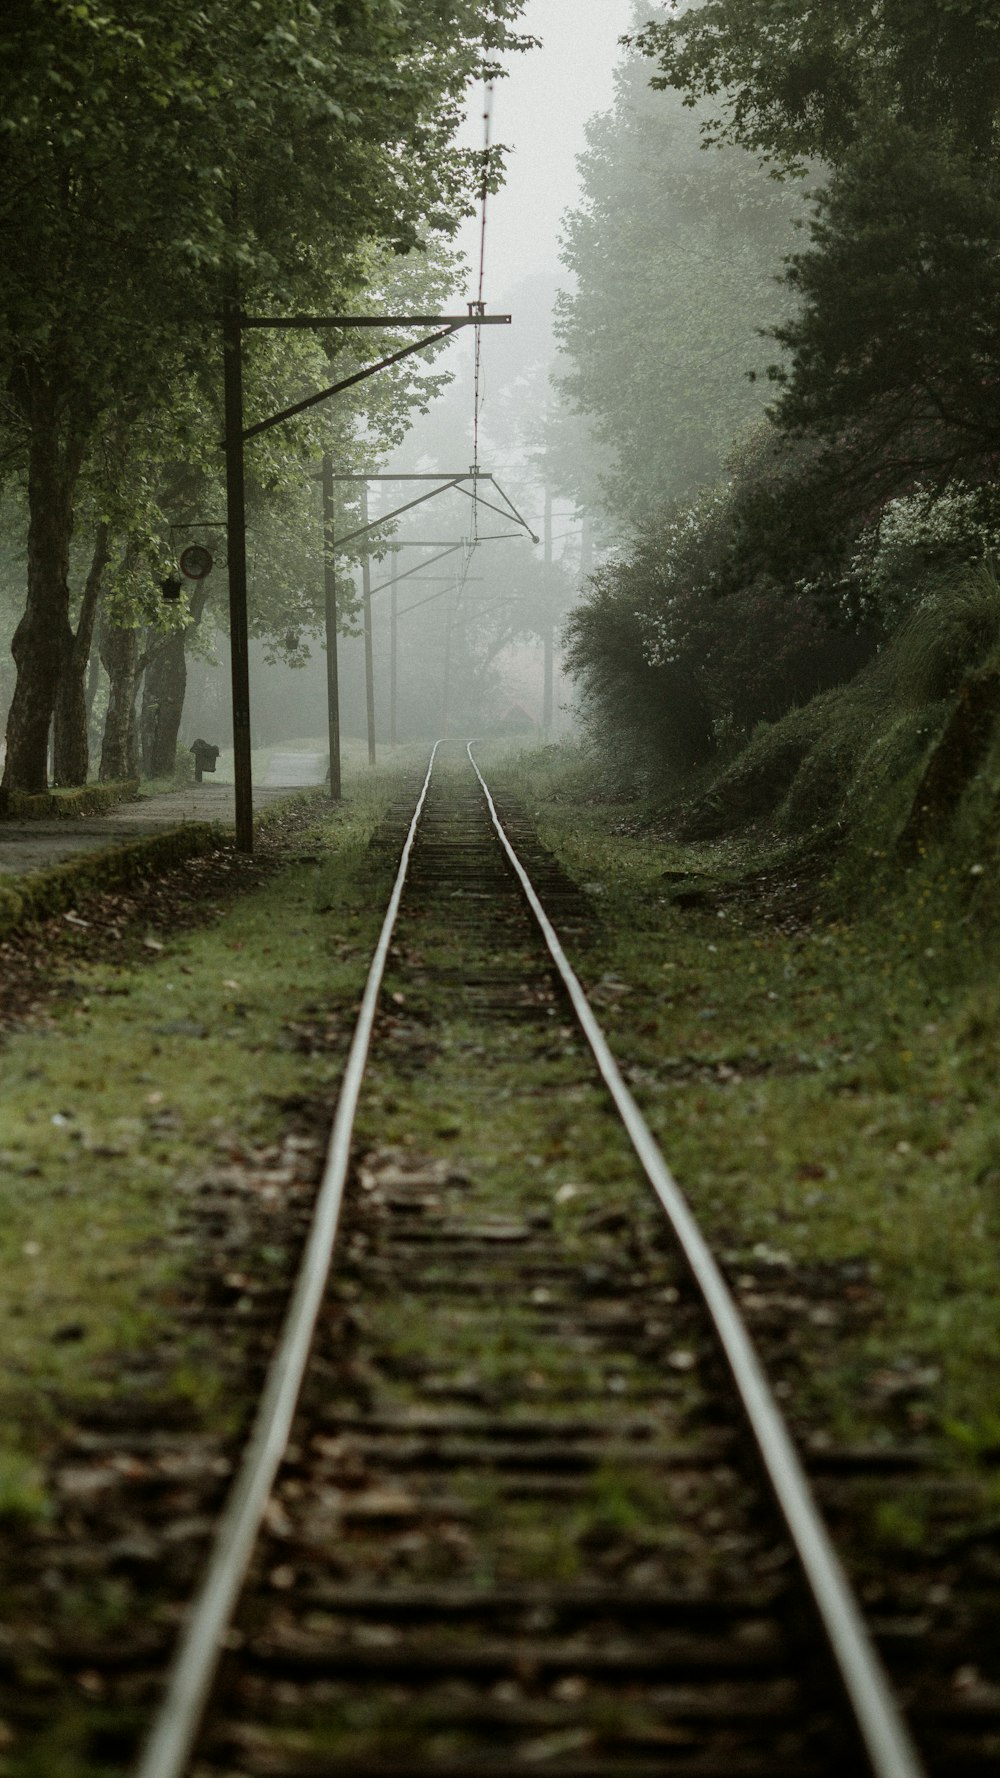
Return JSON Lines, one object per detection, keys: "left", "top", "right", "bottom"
{"left": 471, "top": 78, "right": 494, "bottom": 544}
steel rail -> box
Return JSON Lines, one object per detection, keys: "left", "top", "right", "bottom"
{"left": 134, "top": 744, "right": 442, "bottom": 1778}
{"left": 466, "top": 742, "right": 926, "bottom": 1778}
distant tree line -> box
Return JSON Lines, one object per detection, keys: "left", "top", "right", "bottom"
{"left": 0, "top": 0, "right": 531, "bottom": 797}
{"left": 553, "top": 0, "right": 1000, "bottom": 785}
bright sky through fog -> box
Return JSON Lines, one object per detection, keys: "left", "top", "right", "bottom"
{"left": 457, "top": 0, "right": 635, "bottom": 303}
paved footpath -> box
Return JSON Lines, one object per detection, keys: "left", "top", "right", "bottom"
{"left": 0, "top": 762, "right": 326, "bottom": 878}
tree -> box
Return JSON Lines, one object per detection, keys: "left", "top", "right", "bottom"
{"left": 0, "top": 0, "right": 533, "bottom": 795}
{"left": 552, "top": 9, "right": 801, "bottom": 530}
{"left": 51, "top": 521, "right": 109, "bottom": 785}
{"left": 119, "top": 240, "right": 465, "bottom": 781}
{"left": 564, "top": 468, "right": 876, "bottom": 788}
{"left": 633, "top": 0, "right": 1000, "bottom": 540}
{"left": 634, "top": 0, "right": 1000, "bottom": 170}
{"left": 767, "top": 125, "right": 1000, "bottom": 494}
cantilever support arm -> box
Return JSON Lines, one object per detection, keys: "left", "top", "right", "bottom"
{"left": 334, "top": 478, "right": 467, "bottom": 550}
{"left": 452, "top": 484, "right": 522, "bottom": 528}
{"left": 237, "top": 313, "right": 510, "bottom": 444}
{"left": 453, "top": 479, "right": 540, "bottom": 543}
{"left": 241, "top": 312, "right": 511, "bottom": 330}
{"left": 488, "top": 479, "right": 541, "bottom": 543}
{"left": 241, "top": 326, "right": 461, "bottom": 443}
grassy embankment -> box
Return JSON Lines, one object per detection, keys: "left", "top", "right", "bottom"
{"left": 478, "top": 590, "right": 1000, "bottom": 1492}
{"left": 0, "top": 748, "right": 425, "bottom": 1521}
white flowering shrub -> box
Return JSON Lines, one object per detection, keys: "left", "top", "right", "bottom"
{"left": 636, "top": 486, "right": 729, "bottom": 670}
{"left": 850, "top": 481, "right": 1000, "bottom": 629}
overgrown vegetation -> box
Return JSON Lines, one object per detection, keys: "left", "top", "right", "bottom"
{"left": 554, "top": 2, "right": 1000, "bottom": 862}
{"left": 0, "top": 1, "right": 532, "bottom": 796}
{"left": 489, "top": 735, "right": 1000, "bottom": 1472}
{"left": 0, "top": 758, "right": 418, "bottom": 1507}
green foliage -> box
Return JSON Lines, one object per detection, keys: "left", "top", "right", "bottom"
{"left": 622, "top": 0, "right": 1000, "bottom": 640}
{"left": 635, "top": 0, "right": 1000, "bottom": 169}
{"left": 840, "top": 482, "right": 1000, "bottom": 631}
{"left": 0, "top": 0, "right": 534, "bottom": 788}
{"left": 0, "top": 0, "right": 532, "bottom": 363}
{"left": 0, "top": 1450, "right": 48, "bottom": 1526}
{"left": 769, "top": 126, "right": 1000, "bottom": 492}
{"left": 552, "top": 13, "right": 801, "bottom": 528}
{"left": 565, "top": 459, "right": 876, "bottom": 789}
{"left": 564, "top": 554, "right": 715, "bottom": 791}
{"left": 885, "top": 564, "right": 1000, "bottom": 704}
{"left": 676, "top": 559, "right": 1000, "bottom": 844}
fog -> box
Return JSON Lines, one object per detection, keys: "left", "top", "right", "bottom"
{"left": 203, "top": 0, "right": 637, "bottom": 757}
{"left": 179, "top": 0, "right": 792, "bottom": 764}
{"left": 359, "top": 0, "right": 634, "bottom": 739}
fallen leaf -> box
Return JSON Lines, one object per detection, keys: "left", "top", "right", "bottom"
{"left": 554, "top": 1182, "right": 583, "bottom": 1203}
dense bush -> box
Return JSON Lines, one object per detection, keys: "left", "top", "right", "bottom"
{"left": 565, "top": 459, "right": 874, "bottom": 786}
{"left": 563, "top": 559, "right": 716, "bottom": 788}
{"left": 877, "top": 563, "right": 1000, "bottom": 704}
{"left": 677, "top": 560, "right": 1000, "bottom": 842}
{"left": 839, "top": 482, "right": 1000, "bottom": 631}
{"left": 564, "top": 373, "right": 1000, "bottom": 803}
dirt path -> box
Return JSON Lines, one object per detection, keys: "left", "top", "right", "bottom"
{"left": 0, "top": 781, "right": 322, "bottom": 877}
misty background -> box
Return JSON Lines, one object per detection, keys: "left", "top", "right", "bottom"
{"left": 176, "top": 0, "right": 638, "bottom": 763}
{"left": 0, "top": 0, "right": 798, "bottom": 777}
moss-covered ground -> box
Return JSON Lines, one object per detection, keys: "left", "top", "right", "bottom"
{"left": 0, "top": 752, "right": 425, "bottom": 1526}
{"left": 476, "top": 739, "right": 1000, "bottom": 1481}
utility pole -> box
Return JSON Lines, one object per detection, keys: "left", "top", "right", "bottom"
{"left": 442, "top": 588, "right": 454, "bottom": 736}
{"left": 389, "top": 546, "right": 399, "bottom": 747}
{"left": 542, "top": 486, "right": 554, "bottom": 735}
{"left": 222, "top": 282, "right": 254, "bottom": 853}
{"left": 321, "top": 455, "right": 341, "bottom": 799}
{"left": 221, "top": 309, "right": 510, "bottom": 851}
{"left": 360, "top": 485, "right": 376, "bottom": 766}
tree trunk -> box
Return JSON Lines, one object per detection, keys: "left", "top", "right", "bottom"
{"left": 140, "top": 586, "right": 209, "bottom": 778}
{"left": 99, "top": 611, "right": 141, "bottom": 782}
{"left": 1, "top": 369, "right": 86, "bottom": 798}
{"left": 52, "top": 521, "right": 110, "bottom": 786}
{"left": 85, "top": 634, "right": 103, "bottom": 758}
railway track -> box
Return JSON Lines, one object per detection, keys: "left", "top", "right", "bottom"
{"left": 107, "top": 742, "right": 988, "bottom": 1776}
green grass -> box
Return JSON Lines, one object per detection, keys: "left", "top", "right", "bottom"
{"left": 488, "top": 739, "right": 1000, "bottom": 1463}
{"left": 0, "top": 754, "right": 419, "bottom": 1502}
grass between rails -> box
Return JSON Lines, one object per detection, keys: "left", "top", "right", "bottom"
{"left": 482, "top": 740, "right": 1000, "bottom": 1471}
{"left": 332, "top": 755, "right": 765, "bottom": 1624}
{"left": 0, "top": 751, "right": 426, "bottom": 1525}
